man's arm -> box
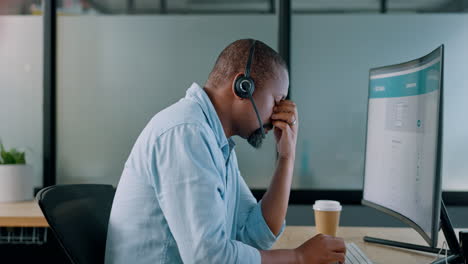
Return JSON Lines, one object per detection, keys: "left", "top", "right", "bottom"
{"left": 258, "top": 101, "right": 347, "bottom": 263}
{"left": 154, "top": 124, "right": 262, "bottom": 263}
{"left": 261, "top": 100, "right": 298, "bottom": 235}
{"left": 261, "top": 157, "right": 294, "bottom": 235}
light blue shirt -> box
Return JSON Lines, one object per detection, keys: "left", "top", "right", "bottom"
{"left": 105, "top": 83, "right": 285, "bottom": 264}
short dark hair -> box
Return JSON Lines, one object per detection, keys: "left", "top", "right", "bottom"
{"left": 207, "top": 39, "right": 288, "bottom": 90}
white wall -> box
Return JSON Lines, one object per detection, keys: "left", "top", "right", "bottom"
{"left": 0, "top": 16, "right": 43, "bottom": 188}
{"left": 56, "top": 15, "right": 279, "bottom": 187}
{"left": 291, "top": 14, "right": 468, "bottom": 190}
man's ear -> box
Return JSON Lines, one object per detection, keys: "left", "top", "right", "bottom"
{"left": 231, "top": 72, "right": 245, "bottom": 100}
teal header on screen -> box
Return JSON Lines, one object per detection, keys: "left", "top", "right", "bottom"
{"left": 369, "top": 61, "right": 441, "bottom": 99}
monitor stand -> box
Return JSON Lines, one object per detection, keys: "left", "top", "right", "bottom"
{"left": 363, "top": 200, "right": 463, "bottom": 264}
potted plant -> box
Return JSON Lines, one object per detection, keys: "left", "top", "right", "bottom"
{"left": 0, "top": 142, "right": 33, "bottom": 202}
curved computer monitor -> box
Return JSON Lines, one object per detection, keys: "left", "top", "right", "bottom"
{"left": 362, "top": 45, "right": 444, "bottom": 248}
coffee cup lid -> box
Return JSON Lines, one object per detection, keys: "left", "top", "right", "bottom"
{"left": 313, "top": 200, "right": 342, "bottom": 211}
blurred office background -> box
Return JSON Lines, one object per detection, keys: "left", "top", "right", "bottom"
{"left": 1, "top": 1, "right": 468, "bottom": 261}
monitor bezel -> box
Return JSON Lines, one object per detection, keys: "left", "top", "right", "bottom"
{"left": 361, "top": 45, "right": 444, "bottom": 248}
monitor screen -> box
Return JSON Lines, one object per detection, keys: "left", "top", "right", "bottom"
{"left": 362, "top": 46, "right": 444, "bottom": 247}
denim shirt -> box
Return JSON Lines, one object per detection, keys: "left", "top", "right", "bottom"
{"left": 105, "top": 83, "right": 285, "bottom": 264}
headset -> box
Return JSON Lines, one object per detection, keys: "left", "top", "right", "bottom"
{"left": 234, "top": 39, "right": 266, "bottom": 138}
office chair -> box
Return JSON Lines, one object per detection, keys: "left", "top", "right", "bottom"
{"left": 36, "top": 184, "right": 115, "bottom": 264}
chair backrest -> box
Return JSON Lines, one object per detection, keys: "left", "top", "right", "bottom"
{"left": 36, "top": 184, "right": 116, "bottom": 264}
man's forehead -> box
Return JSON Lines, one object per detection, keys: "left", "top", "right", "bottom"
{"left": 261, "top": 67, "right": 289, "bottom": 97}
{"left": 274, "top": 76, "right": 289, "bottom": 98}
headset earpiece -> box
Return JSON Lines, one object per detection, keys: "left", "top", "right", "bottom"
{"left": 234, "top": 39, "right": 266, "bottom": 139}
{"left": 234, "top": 75, "right": 255, "bottom": 99}
{"left": 234, "top": 40, "right": 257, "bottom": 99}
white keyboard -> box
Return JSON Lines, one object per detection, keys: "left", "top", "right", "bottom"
{"left": 345, "top": 242, "right": 373, "bottom": 264}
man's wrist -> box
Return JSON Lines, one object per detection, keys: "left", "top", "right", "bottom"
{"left": 259, "top": 249, "right": 302, "bottom": 264}
{"left": 278, "top": 155, "right": 295, "bottom": 163}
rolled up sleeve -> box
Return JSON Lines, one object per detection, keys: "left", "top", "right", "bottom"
{"left": 153, "top": 123, "right": 261, "bottom": 264}
{"left": 235, "top": 175, "right": 285, "bottom": 250}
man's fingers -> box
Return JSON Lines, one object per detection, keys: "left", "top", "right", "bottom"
{"left": 271, "top": 112, "right": 296, "bottom": 125}
{"left": 274, "top": 104, "right": 296, "bottom": 114}
{"left": 272, "top": 120, "right": 289, "bottom": 131}
{"left": 278, "top": 100, "right": 296, "bottom": 106}
{"left": 329, "top": 237, "right": 346, "bottom": 253}
{"left": 329, "top": 252, "right": 346, "bottom": 264}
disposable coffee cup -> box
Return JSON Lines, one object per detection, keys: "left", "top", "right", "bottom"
{"left": 313, "top": 200, "right": 342, "bottom": 237}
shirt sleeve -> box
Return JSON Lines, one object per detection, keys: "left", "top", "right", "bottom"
{"left": 152, "top": 123, "right": 261, "bottom": 264}
{"left": 235, "top": 173, "right": 285, "bottom": 250}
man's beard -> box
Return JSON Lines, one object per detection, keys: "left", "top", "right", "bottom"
{"left": 247, "top": 127, "right": 265, "bottom": 149}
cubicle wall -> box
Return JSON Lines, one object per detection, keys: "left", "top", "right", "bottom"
{"left": 0, "top": 16, "right": 43, "bottom": 188}
{"left": 56, "top": 14, "right": 468, "bottom": 191}
{"left": 56, "top": 15, "right": 279, "bottom": 186}
{"left": 3, "top": 13, "right": 466, "bottom": 192}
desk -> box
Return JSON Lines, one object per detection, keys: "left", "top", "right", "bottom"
{"left": 0, "top": 204, "right": 464, "bottom": 262}
{"left": 0, "top": 201, "right": 48, "bottom": 227}
{"left": 273, "top": 226, "right": 466, "bottom": 264}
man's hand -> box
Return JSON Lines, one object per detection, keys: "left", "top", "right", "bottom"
{"left": 295, "top": 234, "right": 346, "bottom": 264}
{"left": 270, "top": 100, "right": 298, "bottom": 160}
{"left": 259, "top": 234, "right": 346, "bottom": 264}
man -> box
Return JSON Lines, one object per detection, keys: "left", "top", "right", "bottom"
{"left": 105, "top": 39, "right": 346, "bottom": 263}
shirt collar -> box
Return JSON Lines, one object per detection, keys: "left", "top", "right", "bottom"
{"left": 185, "top": 83, "right": 236, "bottom": 161}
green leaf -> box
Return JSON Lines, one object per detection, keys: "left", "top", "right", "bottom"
{"left": 0, "top": 145, "right": 26, "bottom": 164}
{"left": 18, "top": 152, "right": 26, "bottom": 164}
{"left": 12, "top": 150, "right": 26, "bottom": 164}
{"left": 1, "top": 151, "right": 16, "bottom": 164}
{"left": 0, "top": 142, "right": 3, "bottom": 164}
{"left": 0, "top": 143, "right": 4, "bottom": 158}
